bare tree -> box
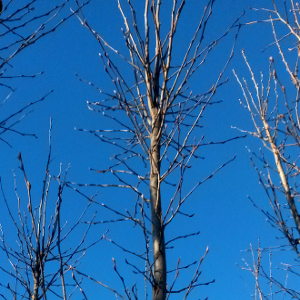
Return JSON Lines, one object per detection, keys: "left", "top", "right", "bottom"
{"left": 0, "top": 0, "right": 90, "bottom": 146}
{"left": 70, "top": 1, "right": 242, "bottom": 299}
{"left": 234, "top": 1, "right": 300, "bottom": 298}
{"left": 0, "top": 119, "right": 101, "bottom": 300}
{"left": 0, "top": 1, "right": 106, "bottom": 299}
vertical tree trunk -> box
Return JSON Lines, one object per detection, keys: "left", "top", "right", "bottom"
{"left": 150, "top": 115, "right": 166, "bottom": 300}
{"left": 32, "top": 256, "right": 40, "bottom": 300}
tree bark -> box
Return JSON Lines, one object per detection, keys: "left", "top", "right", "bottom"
{"left": 150, "top": 114, "right": 166, "bottom": 300}
{"left": 263, "top": 120, "right": 300, "bottom": 235}
{"left": 32, "top": 256, "right": 40, "bottom": 300}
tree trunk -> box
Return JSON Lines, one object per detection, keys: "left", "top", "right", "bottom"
{"left": 32, "top": 256, "right": 40, "bottom": 300}
{"left": 263, "top": 120, "right": 300, "bottom": 235}
{"left": 150, "top": 115, "right": 166, "bottom": 300}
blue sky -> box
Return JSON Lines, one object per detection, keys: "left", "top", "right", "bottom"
{"left": 0, "top": 0, "right": 296, "bottom": 299}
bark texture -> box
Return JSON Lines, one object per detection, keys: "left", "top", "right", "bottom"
{"left": 263, "top": 120, "right": 300, "bottom": 235}
{"left": 150, "top": 114, "right": 166, "bottom": 300}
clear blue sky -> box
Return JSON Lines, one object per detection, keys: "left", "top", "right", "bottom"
{"left": 0, "top": 0, "right": 294, "bottom": 299}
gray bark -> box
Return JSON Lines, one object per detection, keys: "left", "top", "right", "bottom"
{"left": 150, "top": 114, "right": 166, "bottom": 300}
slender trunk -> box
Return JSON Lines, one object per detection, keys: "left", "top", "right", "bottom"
{"left": 150, "top": 115, "right": 166, "bottom": 300}
{"left": 264, "top": 120, "right": 300, "bottom": 235}
{"left": 32, "top": 256, "right": 40, "bottom": 300}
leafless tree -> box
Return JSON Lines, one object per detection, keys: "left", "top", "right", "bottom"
{"left": 234, "top": 1, "right": 300, "bottom": 298}
{"left": 0, "top": 119, "right": 101, "bottom": 300}
{"left": 0, "top": 1, "right": 106, "bottom": 299}
{"left": 69, "top": 1, "right": 242, "bottom": 299}
{"left": 0, "top": 0, "right": 90, "bottom": 146}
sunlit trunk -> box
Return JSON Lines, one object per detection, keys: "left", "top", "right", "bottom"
{"left": 32, "top": 256, "right": 40, "bottom": 300}
{"left": 150, "top": 115, "right": 166, "bottom": 300}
